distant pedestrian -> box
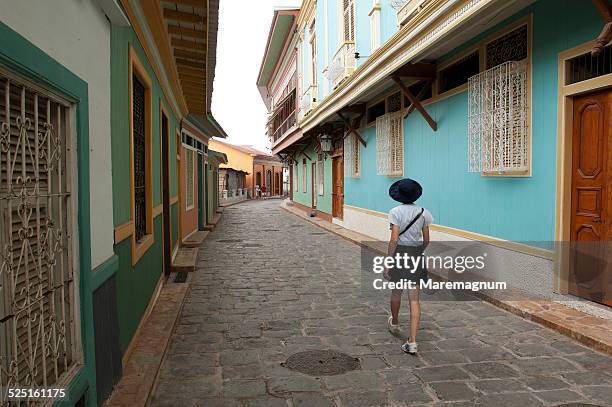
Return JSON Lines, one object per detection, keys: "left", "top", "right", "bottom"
{"left": 384, "top": 178, "right": 433, "bottom": 355}
{"left": 261, "top": 185, "right": 267, "bottom": 199}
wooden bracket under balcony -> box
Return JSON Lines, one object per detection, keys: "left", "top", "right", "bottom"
{"left": 591, "top": 0, "right": 612, "bottom": 56}
{"left": 392, "top": 62, "right": 437, "bottom": 80}
{"left": 337, "top": 111, "right": 366, "bottom": 147}
{"left": 403, "top": 79, "right": 433, "bottom": 120}
{"left": 391, "top": 76, "right": 437, "bottom": 132}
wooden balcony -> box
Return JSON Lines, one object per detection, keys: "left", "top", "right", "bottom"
{"left": 269, "top": 89, "right": 297, "bottom": 143}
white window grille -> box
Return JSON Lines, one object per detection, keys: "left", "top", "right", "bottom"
{"left": 185, "top": 148, "right": 195, "bottom": 209}
{"left": 376, "top": 111, "right": 404, "bottom": 176}
{"left": 343, "top": 0, "right": 355, "bottom": 42}
{"left": 0, "top": 71, "right": 80, "bottom": 402}
{"left": 317, "top": 158, "right": 324, "bottom": 195}
{"left": 468, "top": 60, "right": 529, "bottom": 174}
{"left": 344, "top": 133, "right": 360, "bottom": 178}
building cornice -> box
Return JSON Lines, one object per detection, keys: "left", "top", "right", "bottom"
{"left": 297, "top": 0, "right": 316, "bottom": 30}
{"left": 120, "top": 0, "right": 188, "bottom": 119}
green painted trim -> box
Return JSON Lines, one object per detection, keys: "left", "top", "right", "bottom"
{"left": 0, "top": 21, "right": 97, "bottom": 406}
{"left": 91, "top": 255, "right": 120, "bottom": 291}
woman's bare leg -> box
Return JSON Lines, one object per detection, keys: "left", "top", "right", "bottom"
{"left": 407, "top": 288, "right": 421, "bottom": 342}
{"left": 390, "top": 289, "right": 402, "bottom": 325}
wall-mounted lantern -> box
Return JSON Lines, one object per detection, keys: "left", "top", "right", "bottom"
{"left": 319, "top": 133, "right": 333, "bottom": 154}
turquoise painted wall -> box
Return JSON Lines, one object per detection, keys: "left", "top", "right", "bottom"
{"left": 292, "top": 145, "right": 333, "bottom": 214}
{"left": 344, "top": 0, "right": 602, "bottom": 242}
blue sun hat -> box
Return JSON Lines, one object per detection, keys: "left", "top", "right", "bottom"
{"left": 389, "top": 178, "right": 422, "bottom": 204}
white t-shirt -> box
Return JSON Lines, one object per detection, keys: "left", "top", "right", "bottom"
{"left": 388, "top": 204, "right": 434, "bottom": 246}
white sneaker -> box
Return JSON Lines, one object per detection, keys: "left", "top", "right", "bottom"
{"left": 388, "top": 316, "right": 400, "bottom": 335}
{"left": 401, "top": 341, "right": 418, "bottom": 354}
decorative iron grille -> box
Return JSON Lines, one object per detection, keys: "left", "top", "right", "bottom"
{"left": 343, "top": 133, "right": 360, "bottom": 178}
{"left": 568, "top": 44, "right": 612, "bottom": 84}
{"left": 468, "top": 60, "right": 528, "bottom": 174}
{"left": 387, "top": 92, "right": 402, "bottom": 113}
{"left": 132, "top": 75, "right": 147, "bottom": 242}
{"left": 485, "top": 25, "right": 528, "bottom": 69}
{"left": 0, "top": 71, "right": 79, "bottom": 406}
{"left": 376, "top": 111, "right": 404, "bottom": 176}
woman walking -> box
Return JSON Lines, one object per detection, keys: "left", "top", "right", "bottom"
{"left": 384, "top": 178, "right": 433, "bottom": 354}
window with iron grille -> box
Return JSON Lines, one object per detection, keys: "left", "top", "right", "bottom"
{"left": 376, "top": 111, "right": 404, "bottom": 176}
{"left": 468, "top": 60, "right": 529, "bottom": 174}
{"left": 438, "top": 51, "right": 480, "bottom": 94}
{"left": 344, "top": 132, "right": 360, "bottom": 177}
{"left": 295, "top": 163, "right": 299, "bottom": 191}
{"left": 0, "top": 70, "right": 80, "bottom": 402}
{"left": 343, "top": 0, "right": 355, "bottom": 42}
{"left": 568, "top": 44, "right": 612, "bottom": 84}
{"left": 485, "top": 25, "right": 528, "bottom": 69}
{"left": 132, "top": 74, "right": 147, "bottom": 241}
{"left": 185, "top": 148, "right": 195, "bottom": 209}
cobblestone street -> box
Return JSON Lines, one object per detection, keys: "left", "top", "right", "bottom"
{"left": 151, "top": 200, "right": 612, "bottom": 407}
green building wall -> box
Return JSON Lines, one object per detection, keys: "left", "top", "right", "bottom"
{"left": 292, "top": 145, "right": 332, "bottom": 215}
{"left": 110, "top": 26, "right": 180, "bottom": 353}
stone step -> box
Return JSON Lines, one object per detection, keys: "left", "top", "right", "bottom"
{"left": 204, "top": 213, "right": 222, "bottom": 231}
{"left": 182, "top": 230, "right": 209, "bottom": 248}
{"left": 172, "top": 248, "right": 198, "bottom": 273}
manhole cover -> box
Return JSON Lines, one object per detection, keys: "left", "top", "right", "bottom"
{"left": 281, "top": 350, "right": 360, "bottom": 376}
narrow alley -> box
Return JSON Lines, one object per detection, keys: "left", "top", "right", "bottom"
{"left": 150, "top": 200, "right": 612, "bottom": 407}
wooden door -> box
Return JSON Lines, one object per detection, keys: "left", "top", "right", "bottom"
{"left": 332, "top": 156, "right": 344, "bottom": 219}
{"left": 311, "top": 162, "right": 317, "bottom": 208}
{"left": 569, "top": 89, "right": 611, "bottom": 306}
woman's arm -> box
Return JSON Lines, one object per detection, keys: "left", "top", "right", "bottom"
{"left": 388, "top": 224, "right": 400, "bottom": 256}
{"left": 383, "top": 225, "right": 400, "bottom": 281}
{"left": 422, "top": 226, "right": 430, "bottom": 250}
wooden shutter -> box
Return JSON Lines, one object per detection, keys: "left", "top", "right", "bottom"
{"left": 132, "top": 74, "right": 147, "bottom": 241}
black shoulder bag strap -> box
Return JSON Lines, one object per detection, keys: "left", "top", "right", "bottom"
{"left": 399, "top": 208, "right": 424, "bottom": 237}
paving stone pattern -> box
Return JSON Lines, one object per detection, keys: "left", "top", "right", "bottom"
{"left": 150, "top": 200, "right": 612, "bottom": 407}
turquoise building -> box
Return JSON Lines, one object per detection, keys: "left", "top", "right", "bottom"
{"left": 263, "top": 0, "right": 612, "bottom": 306}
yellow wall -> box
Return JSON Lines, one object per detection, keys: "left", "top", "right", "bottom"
{"left": 209, "top": 140, "right": 254, "bottom": 173}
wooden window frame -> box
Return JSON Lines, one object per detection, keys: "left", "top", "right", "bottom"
{"left": 129, "top": 45, "right": 154, "bottom": 266}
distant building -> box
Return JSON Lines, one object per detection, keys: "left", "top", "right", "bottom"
{"left": 209, "top": 138, "right": 285, "bottom": 200}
